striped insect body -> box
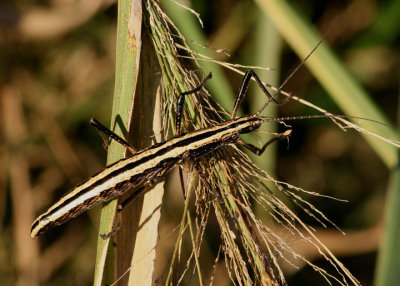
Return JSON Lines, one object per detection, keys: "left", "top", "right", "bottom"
{"left": 33, "top": 69, "right": 344, "bottom": 238}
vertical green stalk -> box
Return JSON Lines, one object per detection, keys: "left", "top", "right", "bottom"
{"left": 374, "top": 87, "right": 400, "bottom": 286}
{"left": 374, "top": 160, "right": 400, "bottom": 285}
{"left": 247, "top": 9, "right": 282, "bottom": 174}
{"left": 94, "top": 0, "right": 142, "bottom": 285}
{"left": 245, "top": 9, "right": 284, "bottom": 216}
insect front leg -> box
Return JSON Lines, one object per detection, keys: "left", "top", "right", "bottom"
{"left": 231, "top": 70, "right": 292, "bottom": 119}
{"left": 236, "top": 129, "right": 292, "bottom": 156}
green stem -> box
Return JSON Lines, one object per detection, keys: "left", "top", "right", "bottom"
{"left": 93, "top": 0, "right": 142, "bottom": 284}
{"left": 374, "top": 77, "right": 400, "bottom": 286}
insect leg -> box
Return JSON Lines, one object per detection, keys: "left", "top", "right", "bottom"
{"left": 178, "top": 168, "right": 187, "bottom": 199}
{"left": 100, "top": 223, "right": 120, "bottom": 239}
{"left": 175, "top": 73, "right": 212, "bottom": 136}
{"left": 117, "top": 185, "right": 148, "bottom": 212}
{"left": 117, "top": 167, "right": 170, "bottom": 212}
{"left": 175, "top": 74, "right": 212, "bottom": 198}
{"left": 237, "top": 129, "right": 292, "bottom": 156}
{"left": 231, "top": 70, "right": 292, "bottom": 119}
{"left": 90, "top": 117, "right": 136, "bottom": 154}
{"left": 100, "top": 184, "right": 154, "bottom": 239}
{"left": 191, "top": 159, "right": 222, "bottom": 202}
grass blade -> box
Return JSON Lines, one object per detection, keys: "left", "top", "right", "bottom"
{"left": 247, "top": 11, "right": 282, "bottom": 174}
{"left": 374, "top": 89, "right": 400, "bottom": 286}
{"left": 93, "top": 0, "right": 142, "bottom": 284}
{"left": 374, "top": 160, "right": 400, "bottom": 286}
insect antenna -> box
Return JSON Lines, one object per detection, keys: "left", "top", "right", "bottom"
{"left": 260, "top": 114, "right": 388, "bottom": 126}
{"left": 253, "top": 38, "right": 325, "bottom": 117}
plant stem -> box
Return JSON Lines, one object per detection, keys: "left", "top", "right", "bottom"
{"left": 94, "top": 0, "right": 142, "bottom": 284}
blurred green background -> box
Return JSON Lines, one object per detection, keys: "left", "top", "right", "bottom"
{"left": 0, "top": 0, "right": 399, "bottom": 285}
